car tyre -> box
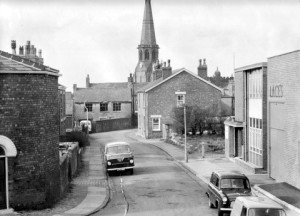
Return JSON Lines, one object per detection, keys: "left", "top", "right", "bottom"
{"left": 208, "top": 197, "right": 214, "bottom": 208}
{"left": 217, "top": 201, "right": 223, "bottom": 216}
{"left": 129, "top": 168, "right": 134, "bottom": 175}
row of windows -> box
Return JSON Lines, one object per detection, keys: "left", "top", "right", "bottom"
{"left": 248, "top": 69, "right": 263, "bottom": 99}
{"left": 84, "top": 103, "right": 121, "bottom": 112}
{"left": 249, "top": 117, "right": 262, "bottom": 129}
{"left": 249, "top": 126, "right": 263, "bottom": 167}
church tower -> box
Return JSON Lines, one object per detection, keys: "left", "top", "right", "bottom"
{"left": 134, "top": 0, "right": 159, "bottom": 83}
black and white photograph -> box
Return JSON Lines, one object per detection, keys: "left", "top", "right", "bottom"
{"left": 0, "top": 0, "right": 300, "bottom": 215}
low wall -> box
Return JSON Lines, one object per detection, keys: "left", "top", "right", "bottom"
{"left": 59, "top": 142, "right": 81, "bottom": 194}
{"left": 94, "top": 118, "right": 133, "bottom": 133}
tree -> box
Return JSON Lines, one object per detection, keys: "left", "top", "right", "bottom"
{"left": 171, "top": 105, "right": 215, "bottom": 136}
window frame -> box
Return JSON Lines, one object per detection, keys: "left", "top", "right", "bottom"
{"left": 175, "top": 91, "right": 186, "bottom": 107}
{"left": 85, "top": 103, "right": 92, "bottom": 112}
{"left": 113, "top": 102, "right": 121, "bottom": 112}
{"left": 100, "top": 102, "right": 108, "bottom": 112}
{"left": 151, "top": 116, "right": 161, "bottom": 131}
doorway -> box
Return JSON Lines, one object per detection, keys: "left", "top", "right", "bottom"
{"left": 0, "top": 153, "right": 6, "bottom": 209}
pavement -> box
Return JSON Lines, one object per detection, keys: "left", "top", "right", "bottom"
{"left": 10, "top": 129, "right": 300, "bottom": 216}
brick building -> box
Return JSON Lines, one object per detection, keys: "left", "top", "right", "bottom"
{"left": 0, "top": 45, "right": 61, "bottom": 212}
{"left": 267, "top": 50, "right": 300, "bottom": 189}
{"left": 224, "top": 62, "right": 268, "bottom": 173}
{"left": 137, "top": 68, "right": 224, "bottom": 139}
{"left": 73, "top": 75, "right": 133, "bottom": 124}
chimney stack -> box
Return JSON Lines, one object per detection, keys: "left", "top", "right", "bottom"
{"left": 86, "top": 74, "right": 90, "bottom": 88}
{"left": 197, "top": 58, "right": 207, "bottom": 80}
{"left": 162, "top": 59, "right": 172, "bottom": 79}
{"left": 11, "top": 40, "right": 16, "bottom": 55}
{"left": 73, "top": 84, "right": 77, "bottom": 93}
{"left": 19, "top": 46, "right": 24, "bottom": 55}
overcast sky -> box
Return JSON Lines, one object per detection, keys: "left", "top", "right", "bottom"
{"left": 1, "top": 0, "right": 300, "bottom": 92}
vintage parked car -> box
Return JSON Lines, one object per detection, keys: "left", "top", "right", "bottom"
{"left": 104, "top": 142, "right": 134, "bottom": 175}
{"left": 206, "top": 170, "right": 252, "bottom": 216}
{"left": 230, "top": 196, "right": 287, "bottom": 216}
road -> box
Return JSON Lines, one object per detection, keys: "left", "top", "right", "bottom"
{"left": 90, "top": 130, "right": 224, "bottom": 216}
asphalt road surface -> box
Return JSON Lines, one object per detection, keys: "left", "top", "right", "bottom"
{"left": 91, "top": 130, "right": 227, "bottom": 216}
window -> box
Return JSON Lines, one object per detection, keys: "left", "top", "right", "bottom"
{"left": 152, "top": 50, "right": 156, "bottom": 60}
{"left": 248, "top": 69, "right": 262, "bottom": 99}
{"left": 177, "top": 95, "right": 185, "bottom": 107}
{"left": 152, "top": 117, "right": 160, "bottom": 131}
{"left": 113, "top": 103, "right": 121, "bottom": 111}
{"left": 139, "top": 50, "right": 142, "bottom": 60}
{"left": 100, "top": 103, "right": 108, "bottom": 112}
{"left": 85, "top": 103, "right": 92, "bottom": 112}
{"left": 145, "top": 49, "right": 149, "bottom": 60}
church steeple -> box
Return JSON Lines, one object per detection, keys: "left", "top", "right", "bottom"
{"left": 140, "top": 0, "right": 157, "bottom": 45}
{"left": 135, "top": 0, "right": 159, "bottom": 83}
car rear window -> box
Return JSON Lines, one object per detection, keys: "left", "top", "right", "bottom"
{"left": 220, "top": 178, "right": 250, "bottom": 189}
{"left": 107, "top": 145, "right": 130, "bottom": 154}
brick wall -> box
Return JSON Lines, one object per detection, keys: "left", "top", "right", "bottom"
{"left": 0, "top": 73, "right": 60, "bottom": 209}
{"left": 146, "top": 71, "right": 222, "bottom": 138}
{"left": 268, "top": 51, "right": 300, "bottom": 188}
{"left": 94, "top": 118, "right": 133, "bottom": 133}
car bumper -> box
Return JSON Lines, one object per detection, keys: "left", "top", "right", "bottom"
{"left": 220, "top": 207, "right": 232, "bottom": 211}
{"left": 107, "top": 166, "right": 134, "bottom": 171}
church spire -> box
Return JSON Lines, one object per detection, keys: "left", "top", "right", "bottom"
{"left": 140, "top": 0, "right": 156, "bottom": 45}
{"left": 134, "top": 0, "right": 159, "bottom": 83}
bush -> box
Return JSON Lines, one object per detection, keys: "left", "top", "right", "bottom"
{"left": 66, "top": 131, "right": 89, "bottom": 148}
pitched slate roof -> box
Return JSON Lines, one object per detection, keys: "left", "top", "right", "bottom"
{"left": 0, "top": 50, "right": 59, "bottom": 75}
{"left": 90, "top": 82, "right": 129, "bottom": 89}
{"left": 138, "top": 68, "right": 223, "bottom": 93}
{"left": 74, "top": 87, "right": 132, "bottom": 103}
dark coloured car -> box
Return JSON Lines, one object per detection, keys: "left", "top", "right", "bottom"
{"left": 104, "top": 142, "right": 134, "bottom": 175}
{"left": 206, "top": 170, "right": 252, "bottom": 216}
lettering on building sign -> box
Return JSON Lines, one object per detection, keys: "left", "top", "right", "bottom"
{"left": 269, "top": 85, "right": 283, "bottom": 97}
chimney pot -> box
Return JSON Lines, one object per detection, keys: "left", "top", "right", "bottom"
{"left": 203, "top": 58, "right": 206, "bottom": 65}
{"left": 38, "top": 49, "right": 42, "bottom": 58}
{"left": 199, "top": 59, "right": 202, "bottom": 66}
{"left": 11, "top": 40, "right": 16, "bottom": 55}
{"left": 168, "top": 59, "right": 170, "bottom": 67}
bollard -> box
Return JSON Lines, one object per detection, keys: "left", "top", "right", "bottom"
{"left": 202, "top": 143, "right": 205, "bottom": 158}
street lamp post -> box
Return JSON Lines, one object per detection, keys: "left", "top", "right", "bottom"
{"left": 84, "top": 101, "right": 89, "bottom": 135}
{"left": 184, "top": 104, "right": 188, "bottom": 163}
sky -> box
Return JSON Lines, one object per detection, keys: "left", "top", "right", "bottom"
{"left": 1, "top": 0, "right": 300, "bottom": 92}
